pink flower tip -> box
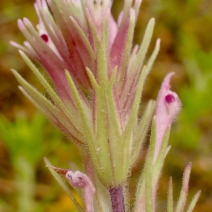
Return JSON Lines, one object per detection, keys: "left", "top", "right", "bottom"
{"left": 156, "top": 72, "right": 181, "bottom": 123}
{"left": 23, "top": 17, "right": 31, "bottom": 26}
{"left": 153, "top": 72, "right": 181, "bottom": 163}
{"left": 66, "top": 170, "right": 95, "bottom": 193}
{"left": 17, "top": 19, "right": 25, "bottom": 30}
{"left": 66, "top": 171, "right": 95, "bottom": 212}
{"left": 66, "top": 171, "right": 88, "bottom": 188}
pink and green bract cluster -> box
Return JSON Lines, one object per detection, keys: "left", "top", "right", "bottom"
{"left": 11, "top": 0, "right": 159, "bottom": 187}
{"left": 11, "top": 0, "right": 200, "bottom": 212}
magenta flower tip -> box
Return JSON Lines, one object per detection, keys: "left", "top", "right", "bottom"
{"left": 165, "top": 94, "right": 175, "bottom": 104}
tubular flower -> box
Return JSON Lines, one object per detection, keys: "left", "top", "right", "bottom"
{"left": 153, "top": 72, "right": 181, "bottom": 163}
{"left": 11, "top": 0, "right": 159, "bottom": 188}
{"left": 133, "top": 73, "right": 181, "bottom": 212}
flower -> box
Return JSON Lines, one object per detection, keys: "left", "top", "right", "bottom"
{"left": 11, "top": 1, "right": 202, "bottom": 211}
{"left": 11, "top": 0, "right": 159, "bottom": 188}
{"left": 66, "top": 170, "right": 95, "bottom": 212}
{"left": 153, "top": 72, "right": 181, "bottom": 163}
{"left": 133, "top": 73, "right": 181, "bottom": 212}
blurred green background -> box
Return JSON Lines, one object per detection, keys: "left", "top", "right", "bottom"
{"left": 1, "top": 0, "right": 212, "bottom": 211}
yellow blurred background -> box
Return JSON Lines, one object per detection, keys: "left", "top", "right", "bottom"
{"left": 1, "top": 0, "right": 212, "bottom": 211}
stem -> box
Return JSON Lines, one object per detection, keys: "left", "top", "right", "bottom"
{"left": 109, "top": 186, "right": 125, "bottom": 212}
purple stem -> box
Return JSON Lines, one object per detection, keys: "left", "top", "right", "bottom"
{"left": 109, "top": 186, "right": 125, "bottom": 212}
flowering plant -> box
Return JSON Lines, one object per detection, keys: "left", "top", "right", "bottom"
{"left": 11, "top": 0, "right": 200, "bottom": 211}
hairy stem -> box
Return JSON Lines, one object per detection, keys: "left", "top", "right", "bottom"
{"left": 109, "top": 186, "right": 125, "bottom": 212}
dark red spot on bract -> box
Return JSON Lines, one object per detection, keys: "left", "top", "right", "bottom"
{"left": 51, "top": 167, "right": 68, "bottom": 175}
{"left": 165, "top": 94, "right": 175, "bottom": 104}
{"left": 40, "top": 34, "right": 49, "bottom": 42}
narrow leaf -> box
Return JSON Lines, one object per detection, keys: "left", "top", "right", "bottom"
{"left": 130, "top": 100, "right": 156, "bottom": 166}
{"left": 145, "top": 151, "right": 154, "bottom": 212}
{"left": 133, "top": 117, "right": 157, "bottom": 212}
{"left": 121, "top": 66, "right": 148, "bottom": 183}
{"left": 65, "top": 70, "right": 94, "bottom": 140}
{"left": 19, "top": 50, "right": 83, "bottom": 133}
{"left": 167, "top": 177, "right": 173, "bottom": 212}
{"left": 144, "top": 39, "right": 161, "bottom": 78}
{"left": 186, "top": 191, "right": 201, "bottom": 212}
{"left": 130, "top": 18, "right": 155, "bottom": 76}
{"left": 12, "top": 69, "right": 83, "bottom": 144}
{"left": 153, "top": 126, "right": 171, "bottom": 180}
{"left": 175, "top": 163, "right": 192, "bottom": 212}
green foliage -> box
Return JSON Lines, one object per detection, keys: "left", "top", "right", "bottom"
{"left": 0, "top": 113, "right": 46, "bottom": 165}
{"left": 0, "top": 113, "right": 62, "bottom": 212}
{"left": 170, "top": 26, "right": 212, "bottom": 149}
